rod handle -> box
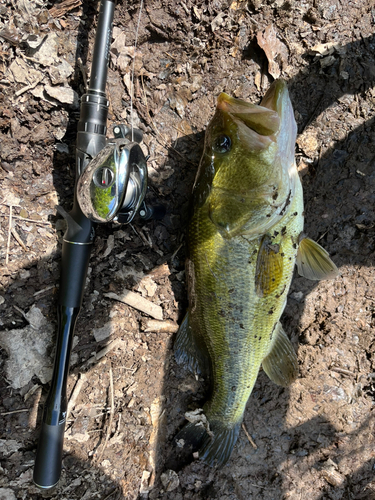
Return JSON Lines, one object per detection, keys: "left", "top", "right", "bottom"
{"left": 33, "top": 421, "right": 66, "bottom": 489}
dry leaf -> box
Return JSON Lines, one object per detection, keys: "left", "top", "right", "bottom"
{"left": 256, "top": 25, "right": 288, "bottom": 79}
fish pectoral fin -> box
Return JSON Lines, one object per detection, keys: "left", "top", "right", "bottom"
{"left": 255, "top": 235, "right": 284, "bottom": 297}
{"left": 296, "top": 237, "right": 339, "bottom": 281}
{"left": 174, "top": 312, "right": 208, "bottom": 376}
{"left": 262, "top": 322, "right": 298, "bottom": 387}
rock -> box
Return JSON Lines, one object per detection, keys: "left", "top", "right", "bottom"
{"left": 0, "top": 489, "right": 17, "bottom": 500}
{"left": 160, "top": 470, "right": 179, "bottom": 492}
{"left": 44, "top": 85, "right": 79, "bottom": 108}
{"left": 0, "top": 306, "right": 54, "bottom": 389}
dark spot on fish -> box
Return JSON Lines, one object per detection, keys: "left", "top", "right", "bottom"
{"left": 269, "top": 243, "right": 280, "bottom": 253}
{"left": 272, "top": 191, "right": 278, "bottom": 200}
{"left": 281, "top": 252, "right": 285, "bottom": 257}
{"left": 229, "top": 288, "right": 235, "bottom": 294}
{"left": 272, "top": 278, "right": 275, "bottom": 282}
{"left": 239, "top": 323, "right": 245, "bottom": 329}
{"left": 275, "top": 284, "right": 287, "bottom": 299}
{"left": 289, "top": 257, "right": 292, "bottom": 261}
{"left": 293, "top": 212, "right": 298, "bottom": 216}
{"left": 254, "top": 335, "right": 257, "bottom": 339}
{"left": 292, "top": 243, "right": 297, "bottom": 249}
{"left": 268, "top": 308, "right": 274, "bottom": 315}
{"left": 266, "top": 213, "right": 271, "bottom": 217}
{"left": 279, "top": 190, "right": 292, "bottom": 216}
{"left": 258, "top": 336, "right": 262, "bottom": 341}
{"left": 273, "top": 231, "right": 279, "bottom": 237}
{"left": 231, "top": 386, "right": 236, "bottom": 392}
{"left": 281, "top": 226, "right": 287, "bottom": 236}
{"left": 219, "top": 309, "right": 226, "bottom": 317}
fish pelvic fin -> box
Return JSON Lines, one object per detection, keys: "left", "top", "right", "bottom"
{"left": 262, "top": 322, "right": 298, "bottom": 387}
{"left": 199, "top": 419, "right": 241, "bottom": 467}
{"left": 296, "top": 237, "right": 339, "bottom": 281}
{"left": 174, "top": 312, "right": 208, "bottom": 376}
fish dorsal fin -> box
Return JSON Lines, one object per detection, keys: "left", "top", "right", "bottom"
{"left": 255, "top": 235, "right": 284, "bottom": 297}
{"left": 262, "top": 322, "right": 298, "bottom": 387}
{"left": 296, "top": 237, "right": 339, "bottom": 281}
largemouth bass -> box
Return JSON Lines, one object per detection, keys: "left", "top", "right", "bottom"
{"left": 174, "top": 80, "right": 338, "bottom": 467}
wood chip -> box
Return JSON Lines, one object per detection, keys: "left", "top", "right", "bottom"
{"left": 104, "top": 291, "right": 163, "bottom": 320}
{"left": 49, "top": 0, "right": 82, "bottom": 18}
{"left": 142, "top": 319, "right": 178, "bottom": 333}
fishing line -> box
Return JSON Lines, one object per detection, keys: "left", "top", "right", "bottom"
{"left": 130, "top": 0, "right": 143, "bottom": 142}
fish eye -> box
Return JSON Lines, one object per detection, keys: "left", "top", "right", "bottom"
{"left": 213, "top": 135, "right": 231, "bottom": 154}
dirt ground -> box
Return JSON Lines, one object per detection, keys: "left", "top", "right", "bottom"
{"left": 1, "top": 0, "right": 375, "bottom": 498}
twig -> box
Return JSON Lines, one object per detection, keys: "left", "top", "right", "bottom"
{"left": 104, "top": 291, "right": 163, "bottom": 320}
{"left": 15, "top": 78, "right": 42, "bottom": 97}
{"left": 3, "top": 215, "right": 51, "bottom": 225}
{"left": 29, "top": 386, "right": 42, "bottom": 430}
{"left": 330, "top": 366, "right": 356, "bottom": 377}
{"left": 13, "top": 305, "right": 38, "bottom": 329}
{"left": 5, "top": 204, "right": 12, "bottom": 265}
{"left": 242, "top": 422, "right": 258, "bottom": 449}
{"left": 1, "top": 408, "right": 29, "bottom": 416}
{"left": 102, "top": 488, "right": 120, "bottom": 500}
{"left": 67, "top": 373, "right": 87, "bottom": 421}
{"left": 96, "top": 365, "right": 115, "bottom": 462}
{"left": 34, "top": 285, "right": 57, "bottom": 297}
{"left": 171, "top": 243, "right": 183, "bottom": 261}
{"left": 11, "top": 227, "right": 27, "bottom": 250}
{"left": 85, "top": 338, "right": 124, "bottom": 366}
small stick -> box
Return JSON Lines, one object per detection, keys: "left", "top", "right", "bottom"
{"left": 85, "top": 338, "right": 124, "bottom": 366}
{"left": 34, "top": 285, "right": 56, "bottom": 297}
{"left": 330, "top": 366, "right": 356, "bottom": 377}
{"left": 104, "top": 291, "right": 163, "bottom": 320}
{"left": 0, "top": 214, "right": 52, "bottom": 225}
{"left": 1, "top": 408, "right": 29, "bottom": 416}
{"left": 11, "top": 227, "right": 27, "bottom": 250}
{"left": 96, "top": 365, "right": 115, "bottom": 462}
{"left": 242, "top": 422, "right": 257, "bottom": 449}
{"left": 67, "top": 373, "right": 87, "bottom": 421}
{"left": 29, "top": 386, "right": 43, "bottom": 430}
{"left": 5, "top": 204, "right": 12, "bottom": 265}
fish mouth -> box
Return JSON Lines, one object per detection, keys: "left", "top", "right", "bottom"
{"left": 217, "top": 92, "right": 280, "bottom": 137}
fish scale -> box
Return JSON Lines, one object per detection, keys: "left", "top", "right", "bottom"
{"left": 174, "top": 79, "right": 338, "bottom": 467}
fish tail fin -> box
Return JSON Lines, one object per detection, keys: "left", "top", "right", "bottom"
{"left": 199, "top": 420, "right": 241, "bottom": 467}
{"left": 173, "top": 419, "right": 241, "bottom": 468}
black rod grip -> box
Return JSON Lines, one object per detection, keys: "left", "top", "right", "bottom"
{"left": 33, "top": 421, "right": 66, "bottom": 489}
{"left": 33, "top": 306, "right": 79, "bottom": 488}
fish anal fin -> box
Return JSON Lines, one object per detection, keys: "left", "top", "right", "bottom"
{"left": 174, "top": 312, "right": 207, "bottom": 376}
{"left": 297, "top": 237, "right": 339, "bottom": 281}
{"left": 262, "top": 322, "right": 298, "bottom": 387}
{"left": 255, "top": 235, "right": 284, "bottom": 297}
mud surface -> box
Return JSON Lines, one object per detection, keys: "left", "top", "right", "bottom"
{"left": 1, "top": 0, "right": 375, "bottom": 499}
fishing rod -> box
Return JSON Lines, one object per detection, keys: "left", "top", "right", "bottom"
{"left": 33, "top": 0, "right": 162, "bottom": 488}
